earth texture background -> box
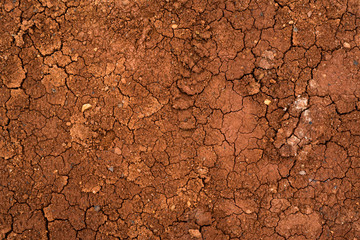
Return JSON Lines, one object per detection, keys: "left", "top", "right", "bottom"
{"left": 0, "top": 0, "right": 360, "bottom": 239}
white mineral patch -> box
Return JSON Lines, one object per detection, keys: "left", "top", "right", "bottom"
{"left": 294, "top": 96, "right": 308, "bottom": 110}
{"left": 309, "top": 79, "right": 317, "bottom": 89}
{"left": 303, "top": 109, "right": 312, "bottom": 122}
{"left": 287, "top": 135, "right": 300, "bottom": 146}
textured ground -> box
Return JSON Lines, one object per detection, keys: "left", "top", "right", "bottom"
{"left": 1, "top": 0, "right": 360, "bottom": 239}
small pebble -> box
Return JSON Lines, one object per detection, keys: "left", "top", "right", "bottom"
{"left": 171, "top": 24, "right": 178, "bottom": 29}
{"left": 264, "top": 99, "right": 272, "bottom": 105}
{"left": 108, "top": 166, "right": 114, "bottom": 172}
{"left": 354, "top": 60, "right": 358, "bottom": 66}
{"left": 114, "top": 147, "right": 122, "bottom": 155}
{"left": 299, "top": 170, "right": 306, "bottom": 176}
{"left": 293, "top": 26, "right": 298, "bottom": 32}
{"left": 81, "top": 103, "right": 92, "bottom": 112}
{"left": 94, "top": 205, "right": 100, "bottom": 211}
{"left": 343, "top": 42, "right": 351, "bottom": 48}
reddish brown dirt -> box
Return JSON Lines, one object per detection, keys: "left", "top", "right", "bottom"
{"left": 1, "top": 0, "right": 360, "bottom": 239}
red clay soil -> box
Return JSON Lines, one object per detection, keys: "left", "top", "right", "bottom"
{"left": 1, "top": 0, "right": 360, "bottom": 239}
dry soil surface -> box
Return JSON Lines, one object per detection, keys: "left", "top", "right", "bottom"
{"left": 1, "top": 0, "right": 360, "bottom": 239}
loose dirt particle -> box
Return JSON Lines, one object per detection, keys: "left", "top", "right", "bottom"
{"left": 270, "top": 79, "right": 277, "bottom": 84}
{"left": 264, "top": 99, "right": 272, "bottom": 105}
{"left": 189, "top": 229, "right": 202, "bottom": 238}
{"left": 343, "top": 42, "right": 351, "bottom": 48}
{"left": 114, "top": 147, "right": 122, "bottom": 155}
